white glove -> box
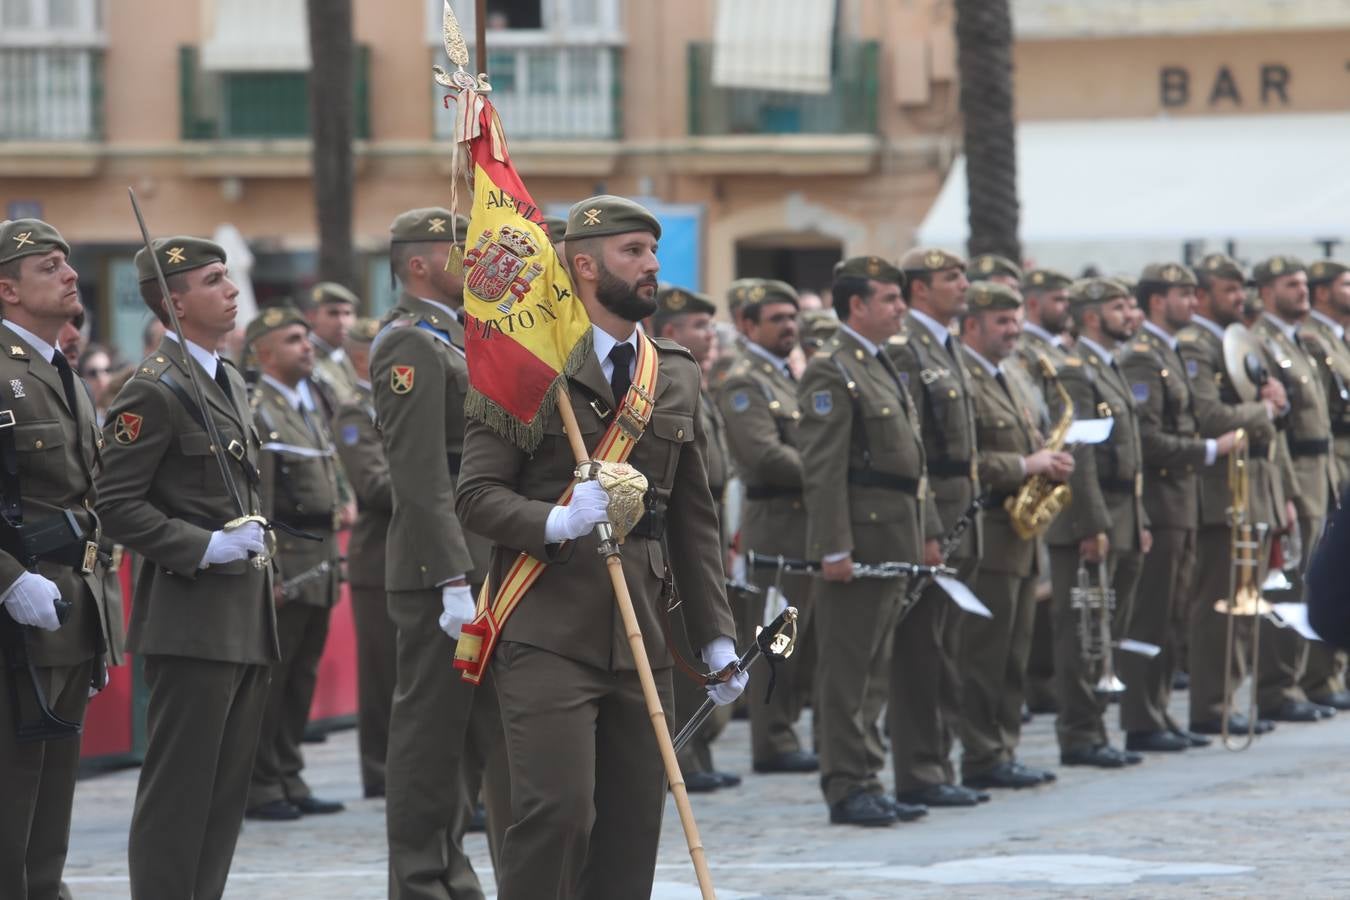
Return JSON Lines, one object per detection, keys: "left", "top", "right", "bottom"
{"left": 543, "top": 480, "right": 611, "bottom": 543}
{"left": 702, "top": 635, "right": 748, "bottom": 707}
{"left": 88, "top": 667, "right": 110, "bottom": 699}
{"left": 2, "top": 571, "right": 63, "bottom": 631}
{"left": 438, "top": 583, "right": 476, "bottom": 639}
{"left": 199, "top": 522, "right": 266, "bottom": 569}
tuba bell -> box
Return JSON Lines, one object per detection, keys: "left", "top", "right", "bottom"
{"left": 1005, "top": 354, "right": 1073, "bottom": 540}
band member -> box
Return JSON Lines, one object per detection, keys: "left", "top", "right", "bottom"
{"left": 305, "top": 282, "right": 361, "bottom": 409}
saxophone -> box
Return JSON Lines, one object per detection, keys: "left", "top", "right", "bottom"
{"left": 1005, "top": 354, "right": 1073, "bottom": 540}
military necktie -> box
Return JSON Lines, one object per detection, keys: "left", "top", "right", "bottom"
{"left": 214, "top": 365, "right": 234, "bottom": 405}
{"left": 51, "top": 352, "right": 81, "bottom": 445}
{"left": 609, "top": 342, "right": 635, "bottom": 406}
{"left": 995, "top": 369, "right": 1014, "bottom": 401}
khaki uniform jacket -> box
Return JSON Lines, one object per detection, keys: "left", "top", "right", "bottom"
{"left": 455, "top": 335, "right": 736, "bottom": 671}
{"left": 887, "top": 314, "right": 982, "bottom": 557}
{"left": 310, "top": 339, "right": 361, "bottom": 409}
{"left": 797, "top": 328, "right": 935, "bottom": 565}
{"left": 963, "top": 347, "right": 1041, "bottom": 577}
{"left": 1301, "top": 313, "right": 1350, "bottom": 489}
{"left": 1012, "top": 327, "right": 1068, "bottom": 428}
{"left": 701, "top": 390, "right": 728, "bottom": 499}
{"left": 334, "top": 383, "right": 391, "bottom": 591}
{"left": 706, "top": 336, "right": 745, "bottom": 398}
{"left": 1254, "top": 314, "right": 1338, "bottom": 519}
{"left": 717, "top": 350, "right": 805, "bottom": 557}
{"left": 371, "top": 293, "right": 488, "bottom": 590}
{"left": 1176, "top": 319, "right": 1289, "bottom": 529}
{"left": 1045, "top": 341, "right": 1147, "bottom": 551}
{"left": 252, "top": 379, "right": 340, "bottom": 608}
{"left": 1118, "top": 326, "right": 1208, "bottom": 529}
{"left": 97, "top": 339, "right": 277, "bottom": 664}
{"left": 0, "top": 326, "right": 118, "bottom": 668}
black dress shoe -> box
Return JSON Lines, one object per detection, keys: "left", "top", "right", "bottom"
{"left": 896, "top": 783, "right": 981, "bottom": 808}
{"left": 753, "top": 750, "right": 819, "bottom": 773}
{"left": 963, "top": 761, "right": 1042, "bottom": 789}
{"left": 1261, "top": 699, "right": 1324, "bottom": 722}
{"left": 1309, "top": 690, "right": 1350, "bottom": 710}
{"left": 302, "top": 726, "right": 328, "bottom": 744}
{"left": 1125, "top": 730, "right": 1190, "bottom": 753}
{"left": 1010, "top": 761, "right": 1056, "bottom": 783}
{"left": 1312, "top": 703, "right": 1338, "bottom": 719}
{"left": 293, "top": 795, "right": 345, "bottom": 815}
{"left": 363, "top": 785, "right": 385, "bottom": 799}
{"left": 875, "top": 794, "right": 927, "bottom": 822}
{"left": 685, "top": 772, "right": 723, "bottom": 793}
{"left": 1021, "top": 707, "right": 1033, "bottom": 724}
{"left": 829, "top": 792, "right": 897, "bottom": 827}
{"left": 715, "top": 771, "right": 742, "bottom": 789}
{"left": 1190, "top": 713, "right": 1275, "bottom": 736}
{"left": 1168, "top": 726, "right": 1212, "bottom": 748}
{"left": 245, "top": 799, "right": 302, "bottom": 821}
{"left": 1172, "top": 671, "right": 1190, "bottom": 691}
{"left": 467, "top": 802, "right": 486, "bottom": 831}
{"left": 1061, "top": 744, "right": 1138, "bottom": 768}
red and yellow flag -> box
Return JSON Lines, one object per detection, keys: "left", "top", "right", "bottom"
{"left": 454, "top": 93, "right": 590, "bottom": 451}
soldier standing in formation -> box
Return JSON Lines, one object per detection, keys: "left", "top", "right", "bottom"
{"left": 243, "top": 307, "right": 346, "bottom": 820}
{"left": 305, "top": 281, "right": 361, "bottom": 409}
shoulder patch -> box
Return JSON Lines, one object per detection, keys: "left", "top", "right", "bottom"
{"left": 114, "top": 411, "right": 143, "bottom": 444}
{"left": 341, "top": 423, "right": 360, "bottom": 446}
{"left": 731, "top": 391, "right": 750, "bottom": 413}
{"left": 1131, "top": 382, "right": 1149, "bottom": 402}
{"left": 812, "top": 390, "right": 833, "bottom": 417}
{"left": 390, "top": 365, "right": 415, "bottom": 395}
{"left": 899, "top": 370, "right": 910, "bottom": 386}
{"left": 1185, "top": 359, "right": 1198, "bottom": 378}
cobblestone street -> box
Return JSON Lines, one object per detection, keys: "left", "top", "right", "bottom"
{"left": 61, "top": 689, "right": 1350, "bottom": 899}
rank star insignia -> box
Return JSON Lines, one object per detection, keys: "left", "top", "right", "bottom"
{"left": 12, "top": 232, "right": 34, "bottom": 249}
{"left": 8, "top": 379, "right": 24, "bottom": 398}
{"left": 8, "top": 345, "right": 24, "bottom": 357}
{"left": 390, "top": 365, "right": 415, "bottom": 395}
{"left": 165, "top": 247, "right": 186, "bottom": 265}
{"left": 428, "top": 217, "right": 447, "bottom": 233}
{"left": 114, "top": 411, "right": 143, "bottom": 444}
{"left": 582, "top": 208, "right": 602, "bottom": 226}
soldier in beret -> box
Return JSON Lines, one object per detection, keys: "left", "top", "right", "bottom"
{"left": 456, "top": 195, "right": 740, "bottom": 895}
{"left": 970, "top": 254, "right": 1023, "bottom": 287}
{"left": 797, "top": 256, "right": 933, "bottom": 826}
{"left": 543, "top": 214, "right": 568, "bottom": 249}
{"left": 800, "top": 309, "right": 839, "bottom": 359}
{"left": 1179, "top": 253, "right": 1287, "bottom": 736}
{"left": 0, "top": 220, "right": 120, "bottom": 898}
{"left": 373, "top": 207, "right": 509, "bottom": 898}
{"left": 1045, "top": 277, "right": 1150, "bottom": 769}
{"left": 1251, "top": 256, "right": 1341, "bottom": 723}
{"left": 706, "top": 277, "right": 761, "bottom": 394}
{"left": 1117, "top": 264, "right": 1239, "bottom": 753}
{"left": 717, "top": 279, "right": 822, "bottom": 780}
{"left": 97, "top": 235, "right": 274, "bottom": 897}
{"left": 305, "top": 281, "right": 360, "bottom": 411}
{"left": 886, "top": 248, "right": 991, "bottom": 804}
{"left": 240, "top": 307, "right": 346, "bottom": 821}
{"left": 333, "top": 317, "right": 398, "bottom": 799}
{"left": 957, "top": 281, "right": 1072, "bottom": 789}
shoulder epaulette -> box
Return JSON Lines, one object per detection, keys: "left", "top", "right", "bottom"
{"left": 651, "top": 336, "right": 695, "bottom": 361}
{"left": 135, "top": 353, "right": 173, "bottom": 380}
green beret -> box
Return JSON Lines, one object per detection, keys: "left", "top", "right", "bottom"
{"left": 563, "top": 195, "right": 661, "bottom": 242}
{"left": 800, "top": 309, "right": 840, "bottom": 346}
{"left": 1252, "top": 255, "right": 1306, "bottom": 285}
{"left": 1308, "top": 260, "right": 1350, "bottom": 286}
{"left": 542, "top": 215, "right": 568, "bottom": 245}
{"left": 1023, "top": 268, "right": 1072, "bottom": 291}
{"left": 970, "top": 254, "right": 1023, "bottom": 283}
{"left": 347, "top": 317, "right": 380, "bottom": 344}
{"left": 1068, "top": 277, "right": 1130, "bottom": 306}
{"left": 834, "top": 255, "right": 903, "bottom": 285}
{"left": 1138, "top": 262, "right": 1198, "bottom": 287}
{"left": 309, "top": 281, "right": 359, "bottom": 308}
{"left": 390, "top": 208, "right": 468, "bottom": 243}
{"left": 135, "top": 236, "right": 227, "bottom": 284}
{"left": 1197, "top": 253, "right": 1245, "bottom": 283}
{"left": 898, "top": 247, "right": 966, "bottom": 273}
{"left": 966, "top": 280, "right": 1022, "bottom": 311}
{"left": 245, "top": 305, "right": 308, "bottom": 347}
{"left": 0, "top": 219, "right": 70, "bottom": 267}
{"left": 655, "top": 285, "right": 716, "bottom": 316}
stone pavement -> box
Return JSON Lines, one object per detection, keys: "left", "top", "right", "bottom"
{"left": 62, "top": 688, "right": 1350, "bottom": 899}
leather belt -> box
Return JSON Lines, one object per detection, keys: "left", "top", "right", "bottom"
{"left": 628, "top": 506, "right": 667, "bottom": 541}
{"left": 283, "top": 512, "right": 338, "bottom": 530}
{"left": 1100, "top": 478, "right": 1137, "bottom": 495}
{"left": 1289, "top": 438, "right": 1330, "bottom": 458}
{"left": 1333, "top": 424, "right": 1350, "bottom": 437}
{"left": 744, "top": 485, "right": 802, "bottom": 501}
{"left": 927, "top": 459, "right": 972, "bottom": 478}
{"left": 847, "top": 469, "right": 920, "bottom": 496}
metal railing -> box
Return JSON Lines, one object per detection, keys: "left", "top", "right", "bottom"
{"left": 432, "top": 44, "right": 622, "bottom": 140}
{"left": 180, "top": 45, "right": 371, "bottom": 141}
{"left": 0, "top": 47, "right": 104, "bottom": 141}
{"left": 687, "top": 41, "right": 879, "bottom": 136}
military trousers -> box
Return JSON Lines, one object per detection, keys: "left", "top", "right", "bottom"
{"left": 350, "top": 582, "right": 397, "bottom": 796}
{"left": 815, "top": 575, "right": 903, "bottom": 807}
{"left": 672, "top": 604, "right": 730, "bottom": 778}
{"left": 247, "top": 600, "right": 332, "bottom": 808}
{"left": 1049, "top": 545, "right": 1142, "bottom": 753}
{"left": 1120, "top": 526, "right": 1195, "bottom": 734}
{"left": 744, "top": 569, "right": 815, "bottom": 764}
{"left": 1257, "top": 515, "right": 1320, "bottom": 713}
{"left": 958, "top": 570, "right": 1038, "bottom": 779}
{"left": 1188, "top": 525, "right": 1263, "bottom": 725}
{"left": 1298, "top": 516, "right": 1346, "bottom": 701}
{"left": 0, "top": 657, "right": 93, "bottom": 900}
{"left": 385, "top": 587, "right": 509, "bottom": 900}
{"left": 128, "top": 655, "right": 270, "bottom": 900}
{"left": 888, "top": 573, "right": 965, "bottom": 792}
{"left": 491, "top": 641, "right": 673, "bottom": 900}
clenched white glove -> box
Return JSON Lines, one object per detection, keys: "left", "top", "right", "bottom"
{"left": 702, "top": 635, "right": 748, "bottom": 707}
{"left": 199, "top": 522, "right": 266, "bottom": 569}
{"left": 2, "top": 571, "right": 63, "bottom": 631}
{"left": 438, "top": 583, "right": 476, "bottom": 639}
{"left": 543, "top": 480, "right": 610, "bottom": 543}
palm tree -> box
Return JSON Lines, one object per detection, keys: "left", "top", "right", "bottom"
{"left": 954, "top": 0, "right": 1021, "bottom": 261}
{"left": 305, "top": 0, "right": 356, "bottom": 292}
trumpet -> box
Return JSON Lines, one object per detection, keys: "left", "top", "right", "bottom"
{"left": 1214, "top": 428, "right": 1271, "bottom": 750}
{"left": 1070, "top": 534, "right": 1125, "bottom": 697}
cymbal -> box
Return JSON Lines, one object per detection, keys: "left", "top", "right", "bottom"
{"left": 1222, "top": 324, "right": 1268, "bottom": 402}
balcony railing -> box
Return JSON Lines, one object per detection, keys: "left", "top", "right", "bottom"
{"left": 687, "top": 41, "right": 879, "bottom": 136}
{"left": 433, "top": 44, "right": 622, "bottom": 141}
{"left": 0, "top": 47, "right": 104, "bottom": 140}
{"left": 180, "top": 46, "right": 371, "bottom": 141}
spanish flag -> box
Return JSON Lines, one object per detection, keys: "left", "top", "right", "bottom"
{"left": 454, "top": 91, "right": 590, "bottom": 452}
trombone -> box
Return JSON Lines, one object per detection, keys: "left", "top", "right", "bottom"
{"left": 1070, "top": 534, "right": 1125, "bottom": 697}
{"left": 1214, "top": 428, "right": 1272, "bottom": 750}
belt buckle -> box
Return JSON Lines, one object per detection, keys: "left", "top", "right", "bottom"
{"left": 81, "top": 541, "right": 97, "bottom": 574}
{"left": 0, "top": 409, "right": 15, "bottom": 430}
{"left": 615, "top": 384, "right": 654, "bottom": 441}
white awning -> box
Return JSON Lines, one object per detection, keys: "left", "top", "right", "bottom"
{"left": 918, "top": 113, "right": 1350, "bottom": 271}
{"left": 711, "top": 0, "right": 835, "bottom": 94}
{"left": 201, "top": 0, "right": 310, "bottom": 71}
